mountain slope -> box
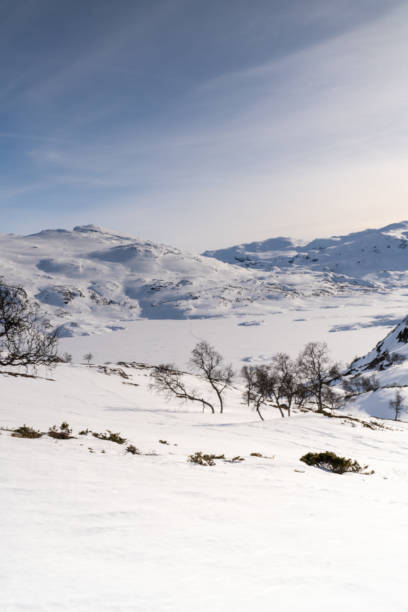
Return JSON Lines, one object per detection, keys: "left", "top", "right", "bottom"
{"left": 2, "top": 362, "right": 408, "bottom": 611}
{"left": 340, "top": 315, "right": 408, "bottom": 419}
{"left": 0, "top": 224, "right": 386, "bottom": 337}
{"left": 0, "top": 224, "right": 267, "bottom": 335}
{"left": 203, "top": 221, "right": 408, "bottom": 285}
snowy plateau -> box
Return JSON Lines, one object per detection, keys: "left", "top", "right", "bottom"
{"left": 3, "top": 222, "right": 408, "bottom": 611}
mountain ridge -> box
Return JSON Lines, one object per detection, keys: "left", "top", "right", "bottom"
{"left": 1, "top": 222, "right": 407, "bottom": 337}
{"left": 203, "top": 220, "right": 408, "bottom": 282}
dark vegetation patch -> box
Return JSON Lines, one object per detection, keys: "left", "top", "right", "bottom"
{"left": 117, "top": 361, "right": 150, "bottom": 370}
{"left": 48, "top": 422, "right": 74, "bottom": 439}
{"left": 300, "top": 451, "right": 372, "bottom": 474}
{"left": 92, "top": 430, "right": 127, "bottom": 444}
{"left": 188, "top": 452, "right": 246, "bottom": 466}
{"left": 12, "top": 425, "right": 43, "bottom": 438}
{"left": 188, "top": 452, "right": 221, "bottom": 466}
{"left": 226, "top": 455, "right": 245, "bottom": 463}
{"left": 397, "top": 327, "right": 408, "bottom": 343}
{"left": 126, "top": 444, "right": 141, "bottom": 455}
{"left": 97, "top": 365, "right": 130, "bottom": 379}
{"left": 320, "top": 410, "right": 389, "bottom": 430}
{"left": 0, "top": 370, "right": 55, "bottom": 381}
{"left": 364, "top": 350, "right": 405, "bottom": 371}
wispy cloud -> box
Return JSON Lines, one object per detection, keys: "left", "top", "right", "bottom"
{"left": 1, "top": 1, "right": 408, "bottom": 249}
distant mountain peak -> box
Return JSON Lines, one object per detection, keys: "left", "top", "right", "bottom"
{"left": 73, "top": 224, "right": 106, "bottom": 233}
{"left": 203, "top": 220, "right": 408, "bottom": 279}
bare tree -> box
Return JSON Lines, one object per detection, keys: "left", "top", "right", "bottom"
{"left": 389, "top": 390, "right": 406, "bottom": 421}
{"left": 297, "top": 342, "right": 340, "bottom": 413}
{"left": 241, "top": 365, "right": 269, "bottom": 420}
{"left": 150, "top": 364, "right": 215, "bottom": 413}
{"left": 83, "top": 353, "right": 94, "bottom": 366}
{"left": 0, "top": 283, "right": 57, "bottom": 368}
{"left": 241, "top": 358, "right": 307, "bottom": 421}
{"left": 269, "top": 353, "right": 308, "bottom": 416}
{"left": 342, "top": 374, "right": 380, "bottom": 399}
{"left": 189, "top": 341, "right": 234, "bottom": 413}
{"left": 241, "top": 365, "right": 257, "bottom": 407}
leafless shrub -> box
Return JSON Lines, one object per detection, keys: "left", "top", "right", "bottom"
{"left": 342, "top": 374, "right": 380, "bottom": 397}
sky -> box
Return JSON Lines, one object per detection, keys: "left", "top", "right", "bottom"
{"left": 1, "top": 0, "right": 408, "bottom": 251}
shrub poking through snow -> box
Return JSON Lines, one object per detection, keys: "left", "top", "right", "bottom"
{"left": 159, "top": 439, "right": 170, "bottom": 445}
{"left": 187, "top": 452, "right": 246, "bottom": 466}
{"left": 79, "top": 429, "right": 90, "bottom": 435}
{"left": 92, "top": 430, "right": 127, "bottom": 444}
{"left": 188, "top": 452, "right": 225, "bottom": 466}
{"left": 48, "top": 422, "right": 73, "bottom": 439}
{"left": 12, "top": 425, "right": 43, "bottom": 439}
{"left": 126, "top": 444, "right": 141, "bottom": 455}
{"left": 300, "top": 451, "right": 367, "bottom": 474}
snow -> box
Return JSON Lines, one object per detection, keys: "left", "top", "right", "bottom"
{"left": 2, "top": 363, "right": 408, "bottom": 611}
{"left": 59, "top": 309, "right": 391, "bottom": 369}
{"left": 2, "top": 222, "right": 408, "bottom": 340}
{"left": 4, "top": 221, "right": 408, "bottom": 610}
{"left": 204, "top": 220, "right": 408, "bottom": 280}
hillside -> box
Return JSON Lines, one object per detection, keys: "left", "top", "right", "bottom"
{"left": 336, "top": 316, "right": 408, "bottom": 419}
{"left": 2, "top": 362, "right": 408, "bottom": 611}
{"left": 0, "top": 224, "right": 261, "bottom": 336}
{"left": 0, "top": 223, "right": 397, "bottom": 338}
{"left": 203, "top": 221, "right": 408, "bottom": 286}
{"left": 4, "top": 223, "right": 408, "bottom": 611}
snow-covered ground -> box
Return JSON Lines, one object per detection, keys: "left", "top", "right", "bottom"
{"left": 2, "top": 363, "right": 408, "bottom": 612}
{"left": 2, "top": 222, "right": 408, "bottom": 340}
{"left": 58, "top": 294, "right": 408, "bottom": 369}
{"left": 204, "top": 220, "right": 408, "bottom": 281}
{"left": 4, "top": 221, "right": 408, "bottom": 611}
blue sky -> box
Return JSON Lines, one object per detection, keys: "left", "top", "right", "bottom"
{"left": 1, "top": 0, "right": 408, "bottom": 250}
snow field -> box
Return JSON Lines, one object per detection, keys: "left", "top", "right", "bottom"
{"left": 2, "top": 364, "right": 408, "bottom": 611}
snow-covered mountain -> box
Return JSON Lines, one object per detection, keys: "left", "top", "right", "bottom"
{"left": 350, "top": 315, "right": 408, "bottom": 373}
{"left": 203, "top": 221, "right": 408, "bottom": 287}
{"left": 0, "top": 224, "right": 269, "bottom": 336}
{"left": 0, "top": 223, "right": 387, "bottom": 337}
{"left": 336, "top": 314, "right": 408, "bottom": 419}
